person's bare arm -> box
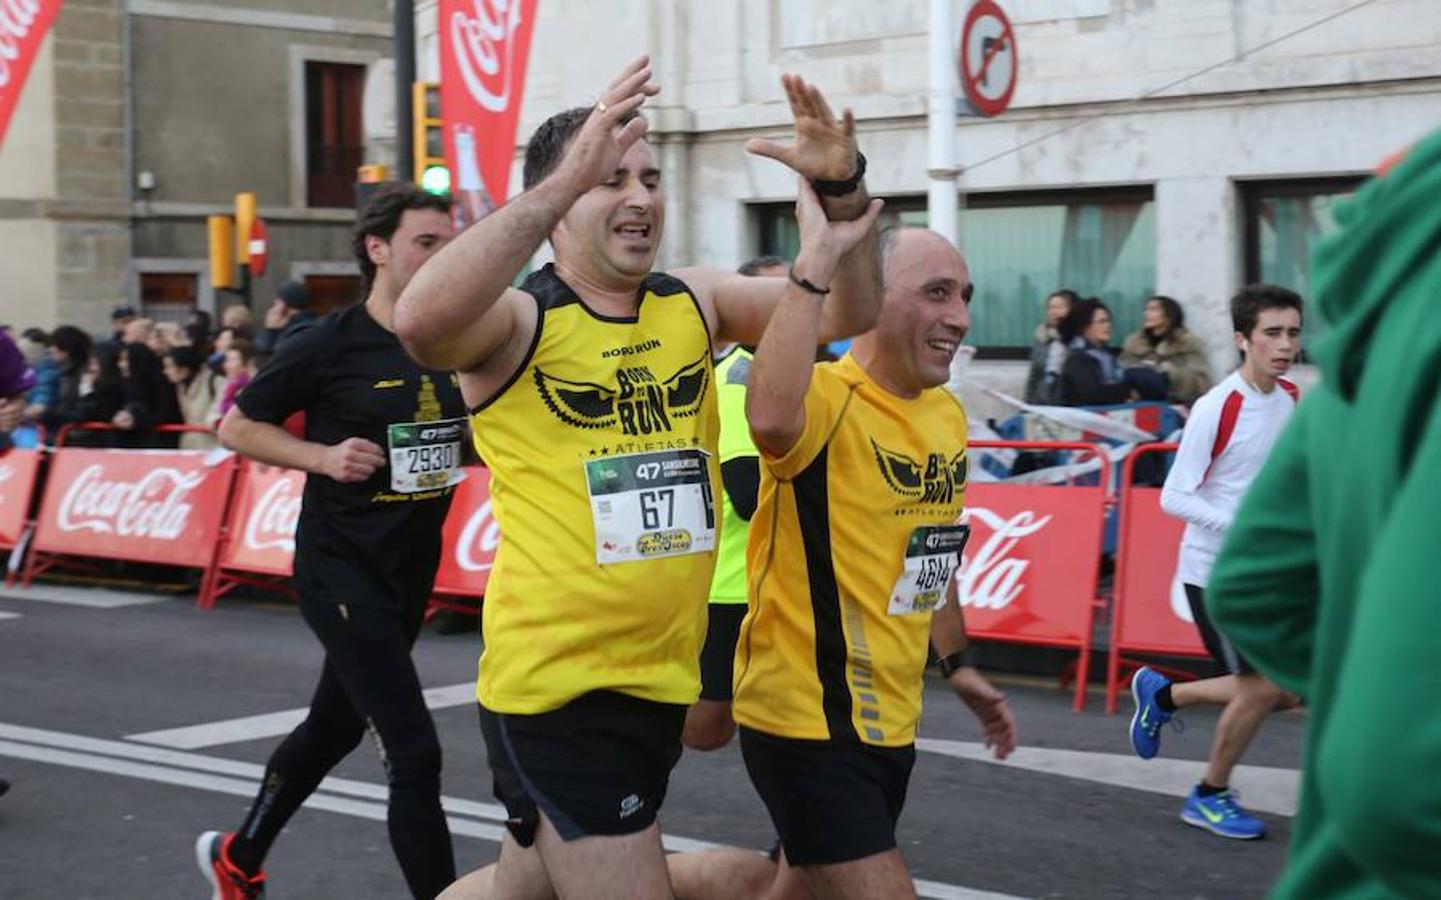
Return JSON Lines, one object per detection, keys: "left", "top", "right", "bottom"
{"left": 218, "top": 407, "right": 384, "bottom": 483}
{"left": 394, "top": 57, "right": 659, "bottom": 372}
{"left": 746, "top": 179, "right": 882, "bottom": 457}
{"left": 930, "top": 578, "right": 1018, "bottom": 760}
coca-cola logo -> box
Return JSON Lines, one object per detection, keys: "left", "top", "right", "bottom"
{"left": 56, "top": 463, "right": 204, "bottom": 540}
{"left": 244, "top": 476, "right": 302, "bottom": 554}
{"left": 956, "top": 507, "right": 1053, "bottom": 610}
{"left": 0, "top": 0, "right": 43, "bottom": 90}
{"left": 450, "top": 0, "right": 525, "bottom": 113}
{"left": 455, "top": 498, "right": 500, "bottom": 572}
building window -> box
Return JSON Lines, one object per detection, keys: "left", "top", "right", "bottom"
{"left": 304, "top": 274, "right": 362, "bottom": 315}
{"left": 305, "top": 62, "right": 366, "bottom": 208}
{"left": 754, "top": 188, "right": 1156, "bottom": 356}
{"left": 139, "top": 272, "right": 198, "bottom": 323}
{"left": 1242, "top": 177, "right": 1364, "bottom": 337}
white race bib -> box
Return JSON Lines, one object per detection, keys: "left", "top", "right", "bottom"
{"left": 888, "top": 524, "right": 970, "bottom": 616}
{"left": 584, "top": 448, "right": 716, "bottom": 565}
{"left": 387, "top": 419, "right": 468, "bottom": 494}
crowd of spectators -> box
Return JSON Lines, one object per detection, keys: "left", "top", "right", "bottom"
{"left": 6, "top": 279, "right": 314, "bottom": 450}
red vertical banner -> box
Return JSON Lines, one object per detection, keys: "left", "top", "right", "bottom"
{"left": 0, "top": 0, "right": 64, "bottom": 148}
{"left": 439, "top": 0, "right": 540, "bottom": 230}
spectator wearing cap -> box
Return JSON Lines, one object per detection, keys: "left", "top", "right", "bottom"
{"left": 256, "top": 280, "right": 317, "bottom": 355}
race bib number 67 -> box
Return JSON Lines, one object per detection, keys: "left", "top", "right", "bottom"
{"left": 584, "top": 449, "right": 716, "bottom": 565}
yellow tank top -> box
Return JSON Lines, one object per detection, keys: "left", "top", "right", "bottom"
{"left": 733, "top": 354, "right": 968, "bottom": 746}
{"left": 471, "top": 265, "right": 720, "bottom": 713}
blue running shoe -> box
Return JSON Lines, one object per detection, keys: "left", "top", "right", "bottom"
{"left": 1129, "top": 666, "right": 1173, "bottom": 760}
{"left": 1181, "top": 786, "right": 1267, "bottom": 840}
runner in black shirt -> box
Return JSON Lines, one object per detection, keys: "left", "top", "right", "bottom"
{"left": 196, "top": 185, "right": 466, "bottom": 900}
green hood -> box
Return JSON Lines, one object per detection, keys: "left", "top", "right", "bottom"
{"left": 1310, "top": 127, "right": 1441, "bottom": 401}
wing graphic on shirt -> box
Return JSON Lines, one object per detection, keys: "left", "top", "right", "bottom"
{"left": 870, "top": 439, "right": 925, "bottom": 500}
{"left": 533, "top": 368, "right": 618, "bottom": 429}
{"left": 662, "top": 354, "right": 711, "bottom": 419}
{"left": 951, "top": 450, "right": 969, "bottom": 492}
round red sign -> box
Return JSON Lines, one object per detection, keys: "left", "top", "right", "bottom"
{"left": 960, "top": 0, "right": 1018, "bottom": 118}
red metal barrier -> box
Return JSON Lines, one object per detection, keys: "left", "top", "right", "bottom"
{"left": 0, "top": 449, "right": 43, "bottom": 549}
{"left": 23, "top": 425, "right": 237, "bottom": 585}
{"left": 198, "top": 460, "right": 303, "bottom": 609}
{"left": 962, "top": 441, "right": 1111, "bottom": 711}
{"left": 433, "top": 466, "right": 496, "bottom": 598}
{"left": 1105, "top": 443, "right": 1209, "bottom": 714}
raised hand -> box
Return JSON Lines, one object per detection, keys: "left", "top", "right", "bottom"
{"left": 792, "top": 178, "right": 883, "bottom": 283}
{"left": 747, "top": 74, "right": 858, "bottom": 182}
{"left": 552, "top": 56, "right": 660, "bottom": 194}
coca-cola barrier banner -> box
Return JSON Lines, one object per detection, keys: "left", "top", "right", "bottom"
{"left": 440, "top": 0, "right": 540, "bottom": 228}
{"left": 0, "top": 449, "right": 42, "bottom": 546}
{"left": 1112, "top": 486, "right": 1205, "bottom": 655}
{"left": 218, "top": 462, "right": 303, "bottom": 577}
{"left": 0, "top": 0, "right": 64, "bottom": 149}
{"left": 213, "top": 463, "right": 496, "bottom": 596}
{"left": 957, "top": 483, "right": 1105, "bottom": 646}
{"left": 31, "top": 449, "right": 236, "bottom": 568}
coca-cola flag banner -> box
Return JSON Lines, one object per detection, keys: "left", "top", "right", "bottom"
{"left": 0, "top": 0, "right": 64, "bottom": 149}
{"left": 30, "top": 449, "right": 236, "bottom": 571}
{"left": 439, "top": 0, "right": 540, "bottom": 229}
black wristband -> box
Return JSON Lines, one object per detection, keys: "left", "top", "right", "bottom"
{"left": 788, "top": 268, "right": 830, "bottom": 295}
{"left": 937, "top": 646, "right": 981, "bottom": 678}
{"left": 811, "top": 151, "right": 867, "bottom": 197}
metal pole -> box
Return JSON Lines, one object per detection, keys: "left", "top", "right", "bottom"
{"left": 928, "top": 0, "right": 960, "bottom": 247}
{"left": 395, "top": 0, "right": 416, "bottom": 183}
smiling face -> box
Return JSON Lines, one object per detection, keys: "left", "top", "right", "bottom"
{"left": 552, "top": 140, "right": 664, "bottom": 286}
{"left": 857, "top": 229, "right": 972, "bottom": 394}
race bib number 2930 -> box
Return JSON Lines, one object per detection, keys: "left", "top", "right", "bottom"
{"left": 584, "top": 448, "right": 716, "bottom": 565}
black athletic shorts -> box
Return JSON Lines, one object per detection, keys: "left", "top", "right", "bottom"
{"left": 739, "top": 726, "right": 915, "bottom": 866}
{"left": 1185, "top": 583, "right": 1255, "bottom": 676}
{"left": 698, "top": 603, "right": 748, "bottom": 701}
{"left": 478, "top": 690, "right": 686, "bottom": 846}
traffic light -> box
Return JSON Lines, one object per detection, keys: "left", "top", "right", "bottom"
{"left": 412, "top": 81, "right": 448, "bottom": 193}
{"left": 208, "top": 216, "right": 235, "bottom": 290}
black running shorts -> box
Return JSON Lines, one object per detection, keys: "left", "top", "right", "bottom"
{"left": 1185, "top": 583, "right": 1255, "bottom": 676}
{"left": 698, "top": 603, "right": 748, "bottom": 701}
{"left": 739, "top": 726, "right": 915, "bottom": 866}
{"left": 478, "top": 691, "right": 686, "bottom": 846}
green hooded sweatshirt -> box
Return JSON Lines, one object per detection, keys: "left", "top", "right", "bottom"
{"left": 1207, "top": 128, "right": 1441, "bottom": 898}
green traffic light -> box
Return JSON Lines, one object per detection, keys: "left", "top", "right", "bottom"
{"left": 420, "top": 164, "right": 451, "bottom": 195}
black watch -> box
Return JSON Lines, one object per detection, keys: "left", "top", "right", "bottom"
{"left": 811, "top": 151, "right": 866, "bottom": 197}
{"left": 937, "top": 646, "right": 980, "bottom": 678}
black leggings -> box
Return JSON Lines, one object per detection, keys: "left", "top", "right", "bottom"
{"left": 226, "top": 601, "right": 455, "bottom": 899}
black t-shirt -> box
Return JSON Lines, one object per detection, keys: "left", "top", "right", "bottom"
{"left": 237, "top": 303, "right": 468, "bottom": 609}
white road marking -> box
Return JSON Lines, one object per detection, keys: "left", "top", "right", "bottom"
{"left": 0, "top": 611, "right": 21, "bottom": 620}
{"left": 1, "top": 722, "right": 1021, "bottom": 900}
{"left": 0, "top": 584, "right": 172, "bottom": 608}
{"left": 126, "top": 682, "right": 478, "bottom": 749}
{"left": 917, "top": 737, "right": 1299, "bottom": 816}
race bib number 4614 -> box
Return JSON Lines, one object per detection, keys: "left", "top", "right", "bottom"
{"left": 584, "top": 449, "right": 716, "bottom": 565}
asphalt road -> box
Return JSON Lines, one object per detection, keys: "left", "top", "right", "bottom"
{"left": 0, "top": 586, "right": 1305, "bottom": 899}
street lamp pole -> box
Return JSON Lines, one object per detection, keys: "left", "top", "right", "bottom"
{"left": 395, "top": 0, "right": 416, "bottom": 183}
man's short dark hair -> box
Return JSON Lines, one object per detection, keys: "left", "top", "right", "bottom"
{"left": 352, "top": 183, "right": 452, "bottom": 293}
{"left": 522, "top": 106, "right": 641, "bottom": 191}
{"left": 738, "top": 255, "right": 785, "bottom": 276}
{"left": 1231, "top": 284, "right": 1304, "bottom": 337}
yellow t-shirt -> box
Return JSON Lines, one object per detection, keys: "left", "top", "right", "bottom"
{"left": 470, "top": 265, "right": 720, "bottom": 713}
{"left": 732, "top": 353, "right": 968, "bottom": 746}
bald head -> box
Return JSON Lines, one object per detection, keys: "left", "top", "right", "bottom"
{"left": 854, "top": 226, "right": 973, "bottom": 394}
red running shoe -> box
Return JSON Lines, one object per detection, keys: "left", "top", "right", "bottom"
{"left": 195, "top": 831, "right": 266, "bottom": 899}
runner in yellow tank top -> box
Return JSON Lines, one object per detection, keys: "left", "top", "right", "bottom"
{"left": 395, "top": 58, "right": 885, "bottom": 900}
